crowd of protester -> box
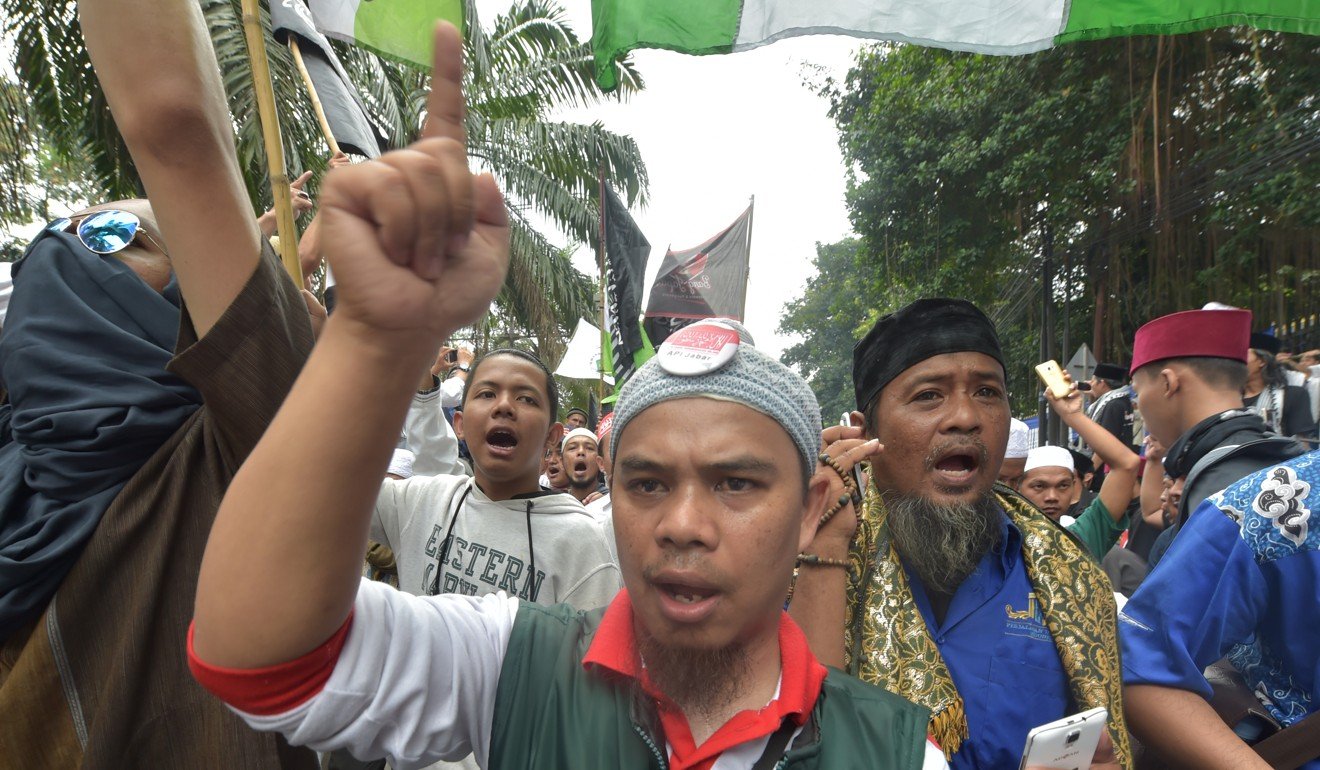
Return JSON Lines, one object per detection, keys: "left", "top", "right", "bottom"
{"left": 0, "top": 4, "right": 1316, "bottom": 770}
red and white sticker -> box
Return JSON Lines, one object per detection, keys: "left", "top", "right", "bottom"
{"left": 595, "top": 411, "right": 615, "bottom": 440}
{"left": 658, "top": 322, "right": 741, "bottom": 376}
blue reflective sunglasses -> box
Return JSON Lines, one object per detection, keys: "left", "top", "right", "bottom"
{"left": 46, "top": 210, "right": 167, "bottom": 256}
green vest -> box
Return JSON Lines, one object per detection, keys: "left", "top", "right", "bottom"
{"left": 489, "top": 602, "right": 931, "bottom": 770}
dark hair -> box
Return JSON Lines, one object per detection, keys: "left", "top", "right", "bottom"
{"left": 1251, "top": 348, "right": 1289, "bottom": 389}
{"left": 1099, "top": 377, "right": 1124, "bottom": 390}
{"left": 462, "top": 348, "right": 559, "bottom": 423}
{"left": 1136, "top": 356, "right": 1248, "bottom": 392}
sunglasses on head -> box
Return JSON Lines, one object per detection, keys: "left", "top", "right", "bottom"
{"left": 47, "top": 209, "right": 167, "bottom": 256}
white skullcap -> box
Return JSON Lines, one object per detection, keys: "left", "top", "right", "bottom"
{"left": 561, "top": 427, "right": 598, "bottom": 452}
{"left": 1005, "top": 418, "right": 1031, "bottom": 459}
{"left": 387, "top": 448, "right": 415, "bottom": 479}
{"left": 1202, "top": 301, "right": 1240, "bottom": 310}
{"left": 1024, "top": 445, "right": 1074, "bottom": 474}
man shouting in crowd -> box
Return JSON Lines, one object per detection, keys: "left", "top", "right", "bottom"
{"left": 792, "top": 298, "right": 1128, "bottom": 770}
{"left": 186, "top": 25, "right": 945, "bottom": 770}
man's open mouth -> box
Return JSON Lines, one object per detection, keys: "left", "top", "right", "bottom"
{"left": 485, "top": 427, "right": 518, "bottom": 455}
{"left": 658, "top": 582, "right": 717, "bottom": 604}
{"left": 573, "top": 460, "right": 589, "bottom": 474}
{"left": 930, "top": 447, "right": 981, "bottom": 484}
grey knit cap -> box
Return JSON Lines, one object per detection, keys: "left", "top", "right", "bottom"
{"left": 611, "top": 325, "right": 822, "bottom": 481}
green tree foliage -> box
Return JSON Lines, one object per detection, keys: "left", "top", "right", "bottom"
{"left": 1, "top": 0, "right": 648, "bottom": 357}
{"left": 782, "top": 30, "right": 1318, "bottom": 416}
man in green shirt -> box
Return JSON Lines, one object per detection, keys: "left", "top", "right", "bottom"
{"left": 1018, "top": 383, "right": 1141, "bottom": 558}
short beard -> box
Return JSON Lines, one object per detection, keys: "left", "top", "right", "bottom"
{"left": 636, "top": 626, "right": 751, "bottom": 722}
{"left": 886, "top": 491, "right": 1003, "bottom": 597}
{"left": 568, "top": 474, "right": 597, "bottom": 491}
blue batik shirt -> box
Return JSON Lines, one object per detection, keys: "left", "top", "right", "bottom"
{"left": 905, "top": 512, "right": 1072, "bottom": 770}
{"left": 1121, "top": 451, "right": 1320, "bottom": 765}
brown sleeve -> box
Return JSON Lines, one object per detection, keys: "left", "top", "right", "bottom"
{"left": 167, "top": 241, "right": 313, "bottom": 461}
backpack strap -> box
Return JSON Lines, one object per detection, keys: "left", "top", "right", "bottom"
{"left": 1179, "top": 437, "right": 1302, "bottom": 520}
{"left": 1253, "top": 709, "right": 1320, "bottom": 769}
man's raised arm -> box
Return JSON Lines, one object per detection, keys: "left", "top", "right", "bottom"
{"left": 192, "top": 23, "right": 510, "bottom": 669}
{"left": 1047, "top": 380, "right": 1141, "bottom": 521}
{"left": 79, "top": 0, "right": 261, "bottom": 336}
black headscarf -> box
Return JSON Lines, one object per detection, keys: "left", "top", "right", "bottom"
{"left": 0, "top": 228, "right": 201, "bottom": 636}
{"left": 852, "top": 298, "right": 1005, "bottom": 413}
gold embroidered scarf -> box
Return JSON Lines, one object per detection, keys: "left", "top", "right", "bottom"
{"left": 844, "top": 485, "right": 1132, "bottom": 768}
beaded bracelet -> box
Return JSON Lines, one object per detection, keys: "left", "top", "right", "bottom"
{"left": 818, "top": 493, "right": 852, "bottom": 527}
{"left": 817, "top": 452, "right": 853, "bottom": 486}
{"left": 796, "top": 552, "right": 849, "bottom": 569}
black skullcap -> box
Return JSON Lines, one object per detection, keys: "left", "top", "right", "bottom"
{"left": 852, "top": 298, "right": 1005, "bottom": 413}
{"left": 1250, "top": 332, "right": 1281, "bottom": 356}
{"left": 1093, "top": 363, "right": 1128, "bottom": 382}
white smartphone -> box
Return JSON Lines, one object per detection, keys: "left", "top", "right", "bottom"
{"left": 1019, "top": 706, "right": 1108, "bottom": 770}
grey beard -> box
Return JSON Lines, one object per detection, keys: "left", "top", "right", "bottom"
{"left": 636, "top": 627, "right": 751, "bottom": 722}
{"left": 886, "top": 491, "right": 1003, "bottom": 597}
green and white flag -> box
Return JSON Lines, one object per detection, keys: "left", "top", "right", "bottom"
{"left": 591, "top": 0, "right": 1318, "bottom": 88}
{"left": 309, "top": 0, "right": 464, "bottom": 67}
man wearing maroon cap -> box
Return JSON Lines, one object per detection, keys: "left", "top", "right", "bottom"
{"left": 1127, "top": 308, "right": 1306, "bottom": 569}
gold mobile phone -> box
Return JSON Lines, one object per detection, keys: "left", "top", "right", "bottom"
{"left": 1034, "top": 360, "right": 1071, "bottom": 399}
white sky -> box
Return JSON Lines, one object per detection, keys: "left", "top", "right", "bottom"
{"left": 477, "top": 0, "right": 865, "bottom": 358}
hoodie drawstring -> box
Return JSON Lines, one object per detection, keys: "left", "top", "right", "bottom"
{"left": 525, "top": 499, "right": 536, "bottom": 593}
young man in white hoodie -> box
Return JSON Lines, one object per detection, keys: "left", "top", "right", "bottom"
{"left": 371, "top": 348, "right": 620, "bottom": 610}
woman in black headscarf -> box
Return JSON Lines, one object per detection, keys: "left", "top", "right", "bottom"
{"left": 0, "top": 201, "right": 202, "bottom": 636}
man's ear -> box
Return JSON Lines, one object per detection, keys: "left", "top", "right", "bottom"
{"left": 798, "top": 467, "right": 832, "bottom": 553}
{"left": 1161, "top": 367, "right": 1181, "bottom": 397}
{"left": 544, "top": 421, "right": 565, "bottom": 452}
{"left": 453, "top": 410, "right": 466, "bottom": 441}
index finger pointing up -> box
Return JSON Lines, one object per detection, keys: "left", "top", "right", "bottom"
{"left": 422, "top": 21, "right": 466, "bottom": 146}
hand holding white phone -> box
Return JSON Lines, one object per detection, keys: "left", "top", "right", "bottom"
{"left": 1019, "top": 706, "right": 1108, "bottom": 770}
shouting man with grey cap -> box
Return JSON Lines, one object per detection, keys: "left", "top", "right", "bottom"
{"left": 792, "top": 298, "right": 1129, "bottom": 770}
{"left": 187, "top": 134, "right": 948, "bottom": 770}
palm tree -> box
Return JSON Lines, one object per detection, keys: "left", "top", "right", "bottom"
{"left": 1, "top": 0, "right": 649, "bottom": 356}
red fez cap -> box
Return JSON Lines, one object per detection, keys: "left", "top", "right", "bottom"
{"left": 1130, "top": 309, "right": 1251, "bottom": 374}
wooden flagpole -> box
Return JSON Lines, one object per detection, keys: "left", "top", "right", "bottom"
{"left": 240, "top": 0, "right": 303, "bottom": 285}
{"left": 288, "top": 38, "right": 342, "bottom": 156}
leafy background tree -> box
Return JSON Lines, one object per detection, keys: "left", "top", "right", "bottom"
{"left": 782, "top": 30, "right": 1319, "bottom": 418}
{"left": 1, "top": 0, "right": 648, "bottom": 368}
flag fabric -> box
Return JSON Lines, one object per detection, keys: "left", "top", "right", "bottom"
{"left": 590, "top": 0, "right": 1318, "bottom": 88}
{"left": 644, "top": 203, "right": 752, "bottom": 334}
{"left": 270, "top": 0, "right": 388, "bottom": 158}
{"left": 554, "top": 318, "right": 614, "bottom": 384}
{"left": 602, "top": 185, "right": 653, "bottom": 387}
{"left": 307, "top": 0, "right": 464, "bottom": 68}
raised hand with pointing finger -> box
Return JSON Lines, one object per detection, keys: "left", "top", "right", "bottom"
{"left": 192, "top": 21, "right": 509, "bottom": 670}
{"left": 319, "top": 21, "right": 508, "bottom": 357}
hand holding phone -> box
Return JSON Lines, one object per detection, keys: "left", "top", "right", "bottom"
{"left": 1034, "top": 360, "right": 1072, "bottom": 400}
{"left": 1019, "top": 707, "right": 1108, "bottom": 770}
{"left": 840, "top": 413, "right": 867, "bottom": 491}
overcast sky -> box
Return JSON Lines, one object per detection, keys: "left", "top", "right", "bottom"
{"left": 476, "top": 0, "right": 866, "bottom": 358}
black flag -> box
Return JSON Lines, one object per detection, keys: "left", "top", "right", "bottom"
{"left": 269, "top": 0, "right": 388, "bottom": 158}
{"left": 644, "top": 204, "right": 752, "bottom": 339}
{"left": 602, "top": 185, "right": 651, "bottom": 387}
